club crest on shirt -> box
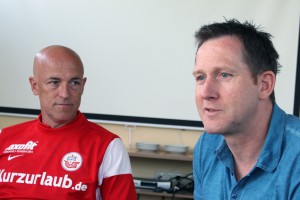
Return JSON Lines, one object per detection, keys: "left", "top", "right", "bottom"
{"left": 61, "top": 152, "right": 82, "bottom": 172}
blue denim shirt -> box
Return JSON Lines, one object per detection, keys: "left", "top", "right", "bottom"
{"left": 193, "top": 103, "right": 300, "bottom": 200}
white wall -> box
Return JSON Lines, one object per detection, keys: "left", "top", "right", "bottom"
{"left": 0, "top": 0, "right": 299, "bottom": 129}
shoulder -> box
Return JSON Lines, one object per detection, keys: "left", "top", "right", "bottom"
{"left": 275, "top": 113, "right": 300, "bottom": 163}
{"left": 1, "top": 119, "right": 37, "bottom": 133}
{"left": 272, "top": 104, "right": 300, "bottom": 136}
{"left": 284, "top": 118, "right": 300, "bottom": 149}
{"left": 270, "top": 104, "right": 300, "bottom": 145}
{"left": 286, "top": 114, "right": 300, "bottom": 131}
{"left": 83, "top": 120, "right": 119, "bottom": 140}
{"left": 281, "top": 114, "right": 300, "bottom": 143}
{"left": 77, "top": 112, "right": 119, "bottom": 139}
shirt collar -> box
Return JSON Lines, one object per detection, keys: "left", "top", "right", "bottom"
{"left": 256, "top": 103, "right": 286, "bottom": 171}
{"left": 38, "top": 110, "right": 83, "bottom": 129}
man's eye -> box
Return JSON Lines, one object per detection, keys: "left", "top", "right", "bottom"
{"left": 196, "top": 75, "right": 205, "bottom": 81}
{"left": 218, "top": 72, "right": 233, "bottom": 79}
{"left": 71, "top": 81, "right": 80, "bottom": 85}
{"left": 49, "top": 80, "right": 58, "bottom": 85}
{"left": 221, "top": 73, "right": 230, "bottom": 78}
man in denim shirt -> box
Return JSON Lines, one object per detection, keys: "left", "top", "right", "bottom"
{"left": 192, "top": 19, "right": 300, "bottom": 199}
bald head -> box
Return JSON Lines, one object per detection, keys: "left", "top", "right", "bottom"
{"left": 29, "top": 45, "right": 87, "bottom": 128}
{"left": 33, "top": 45, "right": 84, "bottom": 78}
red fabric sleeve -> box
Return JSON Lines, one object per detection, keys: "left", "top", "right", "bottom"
{"left": 100, "top": 174, "right": 137, "bottom": 200}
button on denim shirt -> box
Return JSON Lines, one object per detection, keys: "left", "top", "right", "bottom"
{"left": 193, "top": 103, "right": 300, "bottom": 200}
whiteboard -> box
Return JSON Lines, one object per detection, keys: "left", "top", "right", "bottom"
{"left": 0, "top": 0, "right": 299, "bottom": 129}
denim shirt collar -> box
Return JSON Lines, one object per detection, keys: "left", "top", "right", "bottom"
{"left": 256, "top": 103, "right": 286, "bottom": 171}
{"left": 216, "top": 103, "right": 286, "bottom": 172}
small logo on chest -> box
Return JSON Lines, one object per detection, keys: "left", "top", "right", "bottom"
{"left": 61, "top": 152, "right": 83, "bottom": 171}
{"left": 4, "top": 141, "right": 38, "bottom": 154}
{"left": 7, "top": 154, "right": 24, "bottom": 161}
{"left": 4, "top": 141, "right": 38, "bottom": 161}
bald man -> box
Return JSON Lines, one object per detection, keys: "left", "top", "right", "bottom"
{"left": 0, "top": 45, "right": 137, "bottom": 199}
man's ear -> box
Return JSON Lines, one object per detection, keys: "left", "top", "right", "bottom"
{"left": 81, "top": 77, "right": 87, "bottom": 95}
{"left": 29, "top": 76, "right": 39, "bottom": 96}
{"left": 258, "top": 71, "right": 276, "bottom": 100}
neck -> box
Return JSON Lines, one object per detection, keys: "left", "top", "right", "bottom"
{"left": 225, "top": 102, "right": 273, "bottom": 181}
{"left": 229, "top": 137, "right": 264, "bottom": 181}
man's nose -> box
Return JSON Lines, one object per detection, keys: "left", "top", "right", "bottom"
{"left": 201, "top": 77, "right": 218, "bottom": 100}
{"left": 58, "top": 83, "right": 70, "bottom": 98}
